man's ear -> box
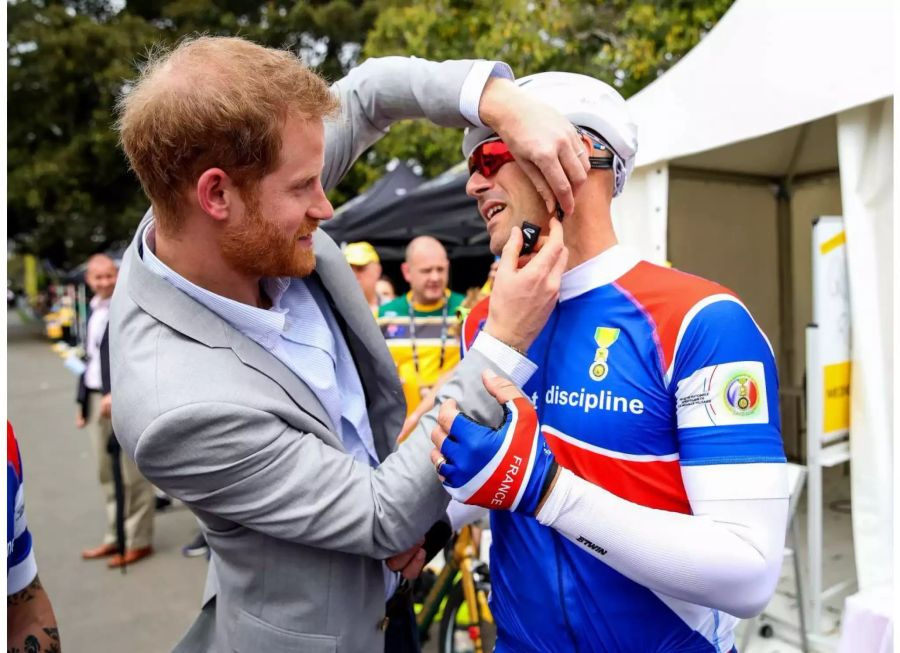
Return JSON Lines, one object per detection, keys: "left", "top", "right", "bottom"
{"left": 579, "top": 132, "right": 594, "bottom": 158}
{"left": 196, "top": 168, "right": 235, "bottom": 222}
{"left": 401, "top": 262, "right": 412, "bottom": 283}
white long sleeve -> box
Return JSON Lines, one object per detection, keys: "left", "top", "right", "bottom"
{"left": 536, "top": 462, "right": 788, "bottom": 618}
{"left": 447, "top": 501, "right": 489, "bottom": 532}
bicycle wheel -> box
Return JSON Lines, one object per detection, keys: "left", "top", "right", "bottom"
{"left": 438, "top": 581, "right": 495, "bottom": 653}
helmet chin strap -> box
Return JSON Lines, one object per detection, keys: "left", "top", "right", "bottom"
{"left": 577, "top": 126, "right": 617, "bottom": 176}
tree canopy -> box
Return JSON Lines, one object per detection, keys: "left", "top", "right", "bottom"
{"left": 7, "top": 0, "right": 732, "bottom": 269}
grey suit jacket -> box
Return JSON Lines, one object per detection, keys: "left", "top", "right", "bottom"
{"left": 109, "top": 57, "right": 511, "bottom": 653}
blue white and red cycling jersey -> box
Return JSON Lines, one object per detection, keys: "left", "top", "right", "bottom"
{"left": 7, "top": 422, "right": 37, "bottom": 595}
{"left": 461, "top": 246, "right": 786, "bottom": 652}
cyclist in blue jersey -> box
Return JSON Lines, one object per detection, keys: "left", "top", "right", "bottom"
{"left": 428, "top": 72, "right": 788, "bottom": 653}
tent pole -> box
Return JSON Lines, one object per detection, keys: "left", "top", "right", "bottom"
{"left": 775, "top": 183, "right": 796, "bottom": 405}
{"left": 792, "top": 168, "right": 840, "bottom": 185}
{"left": 775, "top": 123, "right": 811, "bottom": 422}
{"left": 669, "top": 166, "right": 776, "bottom": 186}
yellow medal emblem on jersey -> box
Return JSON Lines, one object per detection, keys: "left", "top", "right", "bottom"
{"left": 589, "top": 327, "right": 620, "bottom": 382}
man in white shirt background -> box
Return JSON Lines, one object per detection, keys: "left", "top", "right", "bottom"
{"left": 76, "top": 253, "right": 155, "bottom": 568}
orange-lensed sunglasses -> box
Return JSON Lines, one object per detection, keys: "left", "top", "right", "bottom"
{"left": 468, "top": 129, "right": 614, "bottom": 179}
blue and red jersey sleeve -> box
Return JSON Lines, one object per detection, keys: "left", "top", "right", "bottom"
{"left": 461, "top": 297, "right": 491, "bottom": 357}
{"left": 7, "top": 422, "right": 37, "bottom": 594}
{"left": 669, "top": 299, "right": 785, "bottom": 466}
{"left": 615, "top": 262, "right": 785, "bottom": 468}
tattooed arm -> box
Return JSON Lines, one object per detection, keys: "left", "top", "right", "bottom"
{"left": 7, "top": 575, "right": 60, "bottom": 653}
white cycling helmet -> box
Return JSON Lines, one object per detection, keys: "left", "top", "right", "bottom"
{"left": 462, "top": 72, "right": 638, "bottom": 196}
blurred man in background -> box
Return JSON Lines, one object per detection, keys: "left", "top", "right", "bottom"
{"left": 344, "top": 241, "right": 383, "bottom": 315}
{"left": 379, "top": 237, "right": 465, "bottom": 415}
{"left": 77, "top": 254, "right": 155, "bottom": 568}
{"left": 375, "top": 275, "right": 396, "bottom": 306}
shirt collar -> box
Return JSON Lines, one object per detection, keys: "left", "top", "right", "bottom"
{"left": 407, "top": 288, "right": 451, "bottom": 313}
{"left": 140, "top": 223, "right": 289, "bottom": 341}
{"left": 90, "top": 294, "right": 111, "bottom": 311}
{"left": 559, "top": 244, "right": 640, "bottom": 302}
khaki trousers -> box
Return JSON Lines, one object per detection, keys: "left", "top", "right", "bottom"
{"left": 88, "top": 392, "right": 155, "bottom": 549}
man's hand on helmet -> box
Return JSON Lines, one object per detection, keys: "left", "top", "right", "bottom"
{"left": 467, "top": 71, "right": 638, "bottom": 199}
{"left": 478, "top": 77, "right": 589, "bottom": 217}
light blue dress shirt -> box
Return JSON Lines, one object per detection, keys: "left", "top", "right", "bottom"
{"left": 140, "top": 224, "right": 401, "bottom": 595}
{"left": 140, "top": 224, "right": 379, "bottom": 467}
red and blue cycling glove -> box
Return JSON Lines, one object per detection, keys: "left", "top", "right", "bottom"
{"left": 438, "top": 397, "right": 558, "bottom": 515}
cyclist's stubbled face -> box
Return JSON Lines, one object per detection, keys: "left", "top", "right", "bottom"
{"left": 466, "top": 159, "right": 550, "bottom": 256}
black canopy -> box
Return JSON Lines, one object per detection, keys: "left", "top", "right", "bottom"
{"left": 324, "top": 160, "right": 425, "bottom": 252}
{"left": 324, "top": 162, "right": 491, "bottom": 262}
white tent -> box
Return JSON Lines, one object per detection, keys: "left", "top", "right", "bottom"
{"left": 613, "top": 0, "right": 893, "bottom": 618}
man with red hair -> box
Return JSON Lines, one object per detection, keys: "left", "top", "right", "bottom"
{"left": 111, "top": 37, "right": 581, "bottom": 652}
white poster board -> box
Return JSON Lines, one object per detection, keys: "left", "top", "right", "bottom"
{"left": 811, "top": 215, "right": 851, "bottom": 439}
{"left": 806, "top": 214, "right": 855, "bottom": 638}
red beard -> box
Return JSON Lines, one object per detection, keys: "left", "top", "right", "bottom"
{"left": 221, "top": 192, "right": 317, "bottom": 279}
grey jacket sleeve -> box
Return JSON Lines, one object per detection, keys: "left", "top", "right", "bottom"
{"left": 407, "top": 348, "right": 510, "bottom": 458}
{"left": 130, "top": 346, "right": 506, "bottom": 560}
{"left": 321, "top": 57, "right": 505, "bottom": 191}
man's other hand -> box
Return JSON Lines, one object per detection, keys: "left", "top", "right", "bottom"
{"left": 484, "top": 217, "right": 567, "bottom": 352}
{"left": 479, "top": 77, "right": 589, "bottom": 216}
{"left": 75, "top": 412, "right": 86, "bottom": 429}
{"left": 99, "top": 393, "right": 113, "bottom": 419}
{"left": 397, "top": 387, "right": 438, "bottom": 444}
{"left": 386, "top": 541, "right": 427, "bottom": 581}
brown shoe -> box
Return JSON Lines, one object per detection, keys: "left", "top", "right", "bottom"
{"left": 82, "top": 543, "right": 119, "bottom": 559}
{"left": 107, "top": 546, "right": 154, "bottom": 568}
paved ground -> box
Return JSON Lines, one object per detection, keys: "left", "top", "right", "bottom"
{"left": 7, "top": 308, "right": 855, "bottom": 652}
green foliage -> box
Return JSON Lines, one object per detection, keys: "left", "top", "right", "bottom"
{"left": 8, "top": 2, "right": 160, "bottom": 265}
{"left": 360, "top": 0, "right": 734, "bottom": 191}
{"left": 7, "top": 0, "right": 378, "bottom": 268}
{"left": 7, "top": 0, "right": 732, "bottom": 269}
{"left": 604, "top": 0, "right": 736, "bottom": 97}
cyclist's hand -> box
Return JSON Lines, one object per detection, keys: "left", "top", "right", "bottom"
{"left": 479, "top": 77, "right": 588, "bottom": 216}
{"left": 387, "top": 540, "right": 426, "bottom": 581}
{"left": 430, "top": 369, "right": 558, "bottom": 515}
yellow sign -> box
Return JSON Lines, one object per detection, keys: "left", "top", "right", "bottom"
{"left": 819, "top": 230, "right": 846, "bottom": 255}
{"left": 24, "top": 254, "right": 39, "bottom": 301}
{"left": 823, "top": 361, "right": 851, "bottom": 433}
